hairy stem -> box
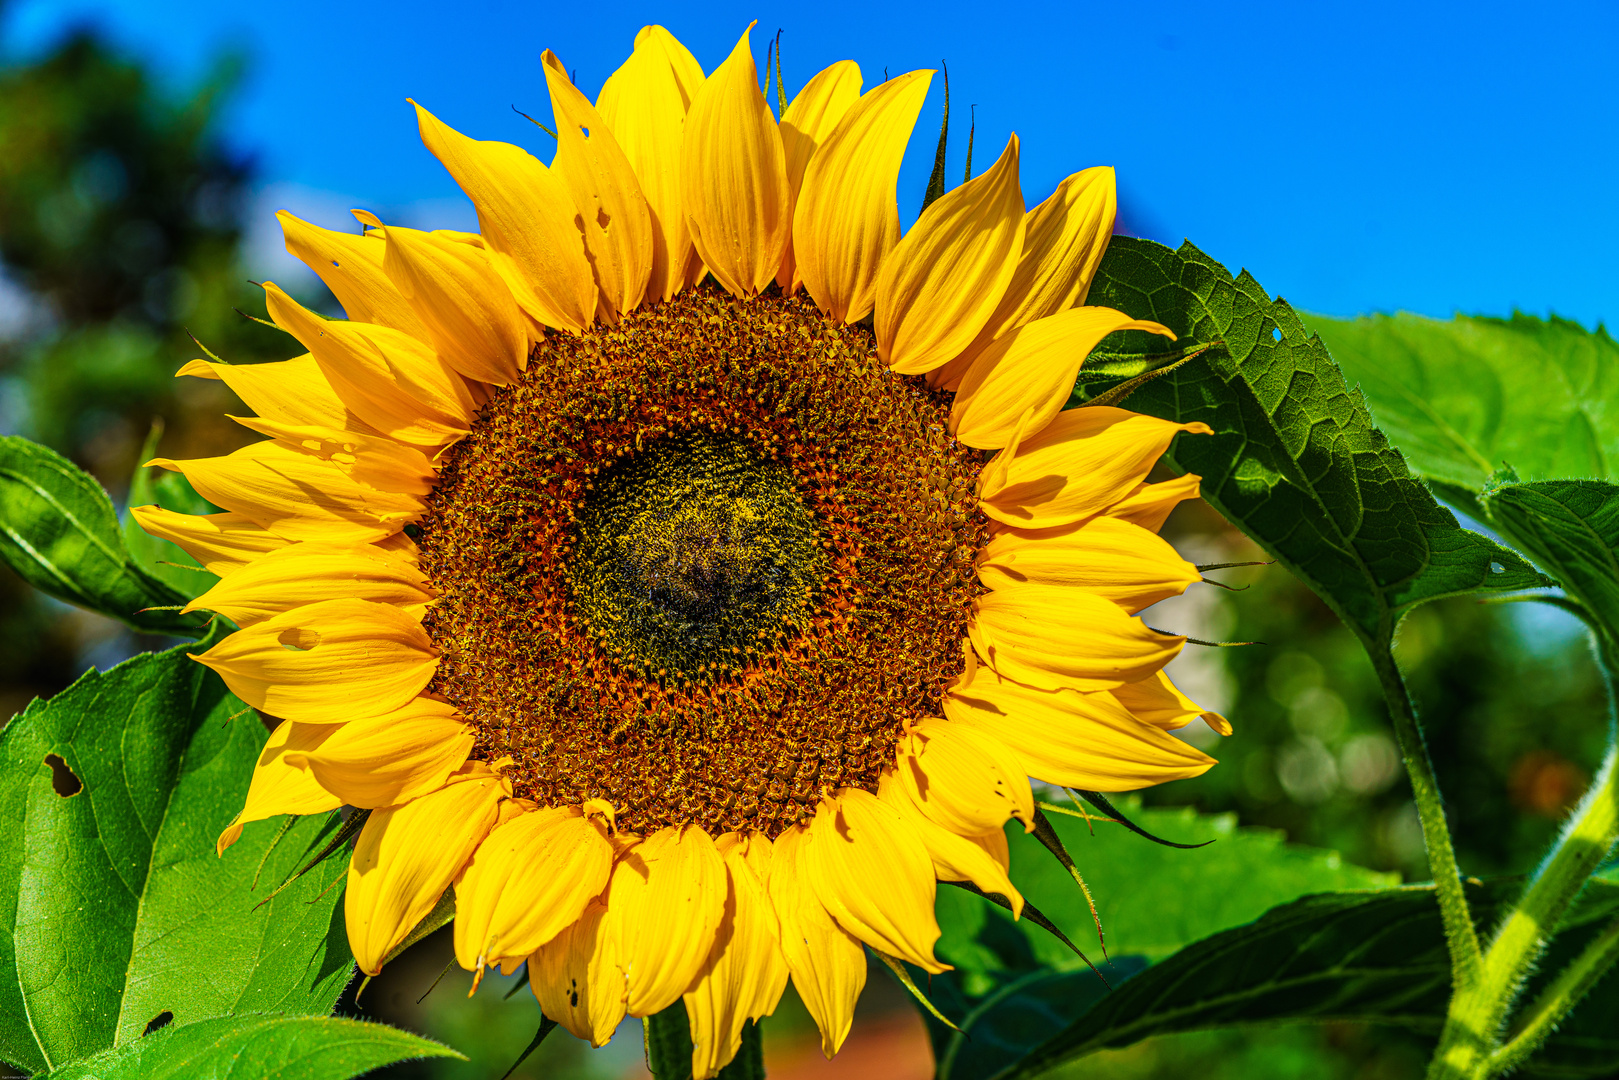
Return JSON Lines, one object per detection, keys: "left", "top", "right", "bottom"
{"left": 1428, "top": 629, "right": 1619, "bottom": 1080}
{"left": 1428, "top": 744, "right": 1619, "bottom": 1079}
{"left": 1490, "top": 915, "right": 1619, "bottom": 1075}
{"left": 1369, "top": 644, "right": 1482, "bottom": 988}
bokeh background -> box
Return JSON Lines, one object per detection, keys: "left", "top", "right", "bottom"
{"left": 1, "top": 1, "right": 1615, "bottom": 1077}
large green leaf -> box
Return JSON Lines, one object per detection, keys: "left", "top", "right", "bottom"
{"left": 0, "top": 435, "right": 207, "bottom": 636}
{"left": 1082, "top": 239, "right": 1545, "bottom": 645}
{"left": 1307, "top": 312, "right": 1619, "bottom": 514}
{"left": 987, "top": 880, "right": 1619, "bottom": 1080}
{"left": 121, "top": 424, "right": 219, "bottom": 599}
{"left": 1481, "top": 479, "right": 1619, "bottom": 645}
{"left": 40, "top": 1014, "right": 461, "bottom": 1080}
{"left": 0, "top": 636, "right": 353, "bottom": 1077}
{"left": 927, "top": 803, "right": 1397, "bottom": 1077}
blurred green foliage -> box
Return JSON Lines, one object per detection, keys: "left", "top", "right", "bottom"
{"left": 0, "top": 20, "right": 285, "bottom": 716}
{"left": 1, "top": 22, "right": 1612, "bottom": 1080}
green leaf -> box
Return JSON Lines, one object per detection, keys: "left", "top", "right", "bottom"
{"left": 122, "top": 422, "right": 219, "bottom": 598}
{"left": 0, "top": 636, "right": 353, "bottom": 1077}
{"left": 1081, "top": 239, "right": 1546, "bottom": 645}
{"left": 1306, "top": 311, "right": 1619, "bottom": 515}
{"left": 988, "top": 879, "right": 1619, "bottom": 1080}
{"left": 926, "top": 802, "right": 1397, "bottom": 1076}
{"left": 39, "top": 1014, "right": 461, "bottom": 1080}
{"left": 1481, "top": 480, "right": 1619, "bottom": 645}
{"left": 0, "top": 435, "right": 208, "bottom": 636}
{"left": 938, "top": 799, "right": 1397, "bottom": 980}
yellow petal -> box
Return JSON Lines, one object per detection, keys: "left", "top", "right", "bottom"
{"left": 130, "top": 507, "right": 290, "bottom": 576}
{"left": 216, "top": 720, "right": 341, "bottom": 856}
{"left": 225, "top": 417, "right": 436, "bottom": 497}
{"left": 263, "top": 283, "right": 474, "bottom": 447}
{"left": 412, "top": 101, "right": 597, "bottom": 332}
{"left": 977, "top": 406, "right": 1211, "bottom": 529}
{"left": 876, "top": 771, "right": 1022, "bottom": 916}
{"left": 147, "top": 440, "right": 421, "bottom": 544}
{"left": 380, "top": 224, "right": 530, "bottom": 384}
{"left": 454, "top": 804, "right": 615, "bottom": 976}
{"left": 530, "top": 899, "right": 624, "bottom": 1046}
{"left": 945, "top": 655, "right": 1216, "bottom": 790}
{"left": 804, "top": 789, "right": 945, "bottom": 973}
{"left": 636, "top": 25, "right": 705, "bottom": 104}
{"left": 284, "top": 696, "right": 476, "bottom": 808}
{"left": 542, "top": 50, "right": 654, "bottom": 318}
{"left": 794, "top": 69, "right": 932, "bottom": 322}
{"left": 1113, "top": 670, "right": 1233, "bottom": 736}
{"left": 765, "top": 826, "right": 865, "bottom": 1058}
{"left": 596, "top": 25, "right": 707, "bottom": 302}
{"left": 184, "top": 540, "right": 432, "bottom": 627}
{"left": 776, "top": 59, "right": 863, "bottom": 292}
{"left": 875, "top": 134, "right": 1025, "bottom": 374}
{"left": 931, "top": 166, "right": 1118, "bottom": 389}
{"left": 897, "top": 717, "right": 1034, "bottom": 834}
{"left": 978, "top": 515, "right": 1200, "bottom": 613}
{"left": 950, "top": 308, "right": 1174, "bottom": 449}
{"left": 1107, "top": 472, "right": 1203, "bottom": 532}
{"left": 345, "top": 766, "right": 505, "bottom": 974}
{"left": 683, "top": 833, "right": 790, "bottom": 1079}
{"left": 192, "top": 597, "right": 437, "bottom": 724}
{"left": 970, "top": 585, "right": 1183, "bottom": 692}
{"left": 276, "top": 211, "right": 428, "bottom": 337}
{"left": 614, "top": 825, "right": 728, "bottom": 1016}
{"left": 680, "top": 24, "right": 791, "bottom": 296}
{"left": 177, "top": 355, "right": 375, "bottom": 433}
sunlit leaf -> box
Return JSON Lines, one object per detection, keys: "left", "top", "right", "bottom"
{"left": 0, "top": 635, "right": 352, "bottom": 1077}
{"left": 1482, "top": 479, "right": 1619, "bottom": 647}
{"left": 1308, "top": 311, "right": 1619, "bottom": 516}
{"left": 1080, "top": 239, "right": 1546, "bottom": 645}
{"left": 39, "top": 1014, "right": 460, "bottom": 1080}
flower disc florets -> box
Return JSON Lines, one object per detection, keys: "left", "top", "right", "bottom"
{"left": 416, "top": 286, "right": 990, "bottom": 837}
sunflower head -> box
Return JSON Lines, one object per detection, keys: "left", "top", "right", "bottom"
{"left": 139, "top": 22, "right": 1227, "bottom": 1077}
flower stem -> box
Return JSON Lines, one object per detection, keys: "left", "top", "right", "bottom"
{"left": 1427, "top": 742, "right": 1619, "bottom": 1080}
{"left": 1490, "top": 914, "right": 1619, "bottom": 1075}
{"left": 1369, "top": 643, "right": 1482, "bottom": 988}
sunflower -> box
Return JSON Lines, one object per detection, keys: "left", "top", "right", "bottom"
{"left": 135, "top": 23, "right": 1228, "bottom": 1076}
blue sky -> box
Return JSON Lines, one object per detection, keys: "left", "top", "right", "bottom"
{"left": 5, "top": 0, "right": 1617, "bottom": 329}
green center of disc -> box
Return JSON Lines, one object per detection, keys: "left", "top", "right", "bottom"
{"left": 567, "top": 433, "right": 826, "bottom": 682}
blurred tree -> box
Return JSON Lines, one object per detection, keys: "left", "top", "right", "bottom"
{"left": 0, "top": 19, "right": 282, "bottom": 716}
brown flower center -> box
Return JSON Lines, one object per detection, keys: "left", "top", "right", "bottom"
{"left": 415, "top": 287, "right": 989, "bottom": 837}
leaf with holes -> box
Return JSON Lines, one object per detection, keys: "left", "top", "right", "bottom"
{"left": 1481, "top": 480, "right": 1619, "bottom": 645}
{"left": 1307, "top": 312, "right": 1619, "bottom": 516}
{"left": 1081, "top": 239, "right": 1545, "bottom": 645}
{"left": 924, "top": 802, "right": 1397, "bottom": 1076}
{"left": 0, "top": 435, "right": 208, "bottom": 636}
{"left": 986, "top": 879, "right": 1619, "bottom": 1080}
{"left": 0, "top": 635, "right": 353, "bottom": 1077}
{"left": 39, "top": 1014, "right": 461, "bottom": 1080}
